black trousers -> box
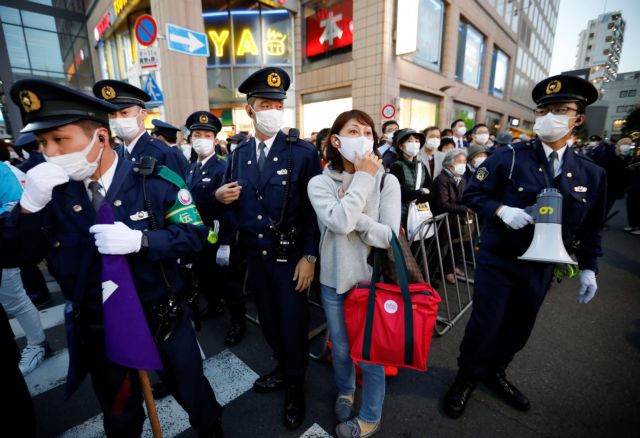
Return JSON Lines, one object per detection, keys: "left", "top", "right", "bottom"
{"left": 627, "top": 186, "right": 640, "bottom": 228}
{"left": 20, "top": 263, "right": 49, "bottom": 298}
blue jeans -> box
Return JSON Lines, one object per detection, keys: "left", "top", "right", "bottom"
{"left": 321, "top": 284, "right": 385, "bottom": 423}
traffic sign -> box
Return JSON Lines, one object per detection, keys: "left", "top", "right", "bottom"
{"left": 381, "top": 104, "right": 396, "bottom": 119}
{"left": 134, "top": 15, "right": 157, "bottom": 47}
{"left": 143, "top": 74, "right": 164, "bottom": 107}
{"left": 166, "top": 23, "right": 209, "bottom": 57}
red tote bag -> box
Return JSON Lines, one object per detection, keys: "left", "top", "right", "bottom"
{"left": 344, "top": 233, "right": 441, "bottom": 371}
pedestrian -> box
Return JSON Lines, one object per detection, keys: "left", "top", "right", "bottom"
{"left": 3, "top": 79, "right": 223, "bottom": 436}
{"left": 443, "top": 74, "right": 606, "bottom": 418}
{"left": 469, "top": 124, "right": 491, "bottom": 149}
{"left": 378, "top": 120, "right": 399, "bottom": 169}
{"left": 418, "top": 126, "right": 445, "bottom": 180}
{"left": 92, "top": 80, "right": 189, "bottom": 177}
{"left": 438, "top": 137, "right": 455, "bottom": 153}
{"left": 16, "top": 132, "right": 45, "bottom": 173}
{"left": 307, "top": 109, "right": 401, "bottom": 438}
{"left": 604, "top": 137, "right": 634, "bottom": 216}
{"left": 450, "top": 119, "right": 469, "bottom": 149}
{"left": 492, "top": 131, "right": 513, "bottom": 150}
{"left": 214, "top": 67, "right": 322, "bottom": 430}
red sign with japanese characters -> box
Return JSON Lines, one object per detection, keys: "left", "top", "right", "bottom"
{"left": 305, "top": 1, "right": 353, "bottom": 58}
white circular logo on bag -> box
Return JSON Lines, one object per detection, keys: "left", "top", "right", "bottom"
{"left": 384, "top": 300, "right": 398, "bottom": 314}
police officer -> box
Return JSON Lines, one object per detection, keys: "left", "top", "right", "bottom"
{"left": 443, "top": 75, "right": 606, "bottom": 418}
{"left": 16, "top": 132, "right": 45, "bottom": 173}
{"left": 215, "top": 67, "right": 322, "bottom": 429}
{"left": 151, "top": 119, "right": 180, "bottom": 147}
{"left": 92, "top": 80, "right": 188, "bottom": 177}
{"left": 3, "top": 79, "right": 223, "bottom": 437}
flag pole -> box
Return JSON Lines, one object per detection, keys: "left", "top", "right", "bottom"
{"left": 138, "top": 369, "right": 163, "bottom": 438}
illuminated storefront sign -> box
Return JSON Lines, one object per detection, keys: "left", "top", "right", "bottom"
{"left": 305, "top": 1, "right": 353, "bottom": 58}
{"left": 93, "top": 0, "right": 133, "bottom": 43}
{"left": 203, "top": 9, "right": 292, "bottom": 66}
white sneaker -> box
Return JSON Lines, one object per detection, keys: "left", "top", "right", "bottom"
{"left": 19, "top": 344, "right": 46, "bottom": 376}
{"left": 624, "top": 227, "right": 635, "bottom": 232}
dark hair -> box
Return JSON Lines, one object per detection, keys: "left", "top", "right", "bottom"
{"left": 0, "top": 143, "right": 10, "bottom": 162}
{"left": 450, "top": 119, "right": 465, "bottom": 129}
{"left": 76, "top": 119, "right": 111, "bottom": 143}
{"left": 381, "top": 120, "right": 399, "bottom": 133}
{"left": 441, "top": 128, "right": 453, "bottom": 137}
{"left": 576, "top": 102, "right": 586, "bottom": 115}
{"left": 471, "top": 123, "right": 489, "bottom": 134}
{"left": 423, "top": 126, "right": 440, "bottom": 137}
{"left": 315, "top": 127, "right": 330, "bottom": 151}
{"left": 325, "top": 110, "right": 379, "bottom": 172}
{"left": 438, "top": 137, "right": 455, "bottom": 151}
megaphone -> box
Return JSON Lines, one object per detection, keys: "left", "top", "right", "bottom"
{"left": 518, "top": 188, "right": 577, "bottom": 265}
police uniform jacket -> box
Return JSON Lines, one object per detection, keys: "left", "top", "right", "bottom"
{"left": 463, "top": 140, "right": 606, "bottom": 272}
{"left": 222, "top": 131, "right": 322, "bottom": 258}
{"left": 119, "top": 132, "right": 189, "bottom": 178}
{"left": 17, "top": 152, "right": 45, "bottom": 173}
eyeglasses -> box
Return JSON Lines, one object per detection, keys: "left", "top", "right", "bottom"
{"left": 533, "top": 107, "right": 579, "bottom": 116}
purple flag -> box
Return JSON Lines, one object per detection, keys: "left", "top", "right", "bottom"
{"left": 97, "top": 202, "right": 163, "bottom": 370}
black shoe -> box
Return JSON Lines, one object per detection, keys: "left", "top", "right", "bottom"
{"left": 198, "top": 417, "right": 224, "bottom": 438}
{"left": 482, "top": 372, "right": 530, "bottom": 411}
{"left": 152, "top": 381, "right": 171, "bottom": 400}
{"left": 443, "top": 378, "right": 477, "bottom": 418}
{"left": 253, "top": 369, "right": 286, "bottom": 393}
{"left": 283, "top": 383, "right": 305, "bottom": 430}
{"left": 202, "top": 301, "right": 225, "bottom": 320}
{"left": 30, "top": 293, "right": 52, "bottom": 309}
{"left": 224, "top": 321, "right": 246, "bottom": 347}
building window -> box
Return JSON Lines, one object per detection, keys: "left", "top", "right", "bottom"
{"left": 397, "top": 0, "right": 444, "bottom": 72}
{"left": 612, "top": 119, "right": 626, "bottom": 132}
{"left": 616, "top": 105, "right": 625, "bottom": 113}
{"left": 629, "top": 89, "right": 637, "bottom": 97}
{"left": 585, "top": 57, "right": 590, "bottom": 63}
{"left": 452, "top": 102, "right": 477, "bottom": 129}
{"left": 455, "top": 21, "right": 484, "bottom": 89}
{"left": 490, "top": 48, "right": 509, "bottom": 98}
{"left": 398, "top": 88, "right": 440, "bottom": 130}
{"left": 620, "top": 90, "right": 628, "bottom": 98}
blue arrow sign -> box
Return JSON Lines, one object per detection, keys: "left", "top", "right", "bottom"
{"left": 143, "top": 74, "right": 164, "bottom": 107}
{"left": 166, "top": 23, "right": 209, "bottom": 57}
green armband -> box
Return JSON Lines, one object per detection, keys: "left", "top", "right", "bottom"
{"left": 155, "top": 166, "right": 204, "bottom": 226}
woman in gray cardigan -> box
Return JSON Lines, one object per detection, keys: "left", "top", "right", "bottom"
{"left": 308, "top": 110, "right": 401, "bottom": 438}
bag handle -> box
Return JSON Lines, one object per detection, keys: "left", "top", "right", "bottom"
{"left": 415, "top": 162, "right": 422, "bottom": 191}
{"left": 362, "top": 232, "right": 414, "bottom": 366}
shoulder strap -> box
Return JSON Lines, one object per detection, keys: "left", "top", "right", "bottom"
{"left": 379, "top": 172, "right": 387, "bottom": 192}
{"left": 415, "top": 162, "right": 422, "bottom": 190}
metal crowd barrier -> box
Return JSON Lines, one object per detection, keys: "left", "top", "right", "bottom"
{"left": 412, "top": 211, "right": 481, "bottom": 335}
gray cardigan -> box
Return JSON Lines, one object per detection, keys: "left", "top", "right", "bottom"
{"left": 307, "top": 166, "right": 401, "bottom": 294}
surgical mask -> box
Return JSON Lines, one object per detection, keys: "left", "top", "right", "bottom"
{"left": 110, "top": 115, "right": 142, "bottom": 142}
{"left": 229, "top": 143, "right": 237, "bottom": 153}
{"left": 9, "top": 151, "right": 19, "bottom": 161}
{"left": 475, "top": 133, "right": 489, "bottom": 145}
{"left": 426, "top": 138, "right": 440, "bottom": 151}
{"left": 533, "top": 113, "right": 573, "bottom": 143}
{"left": 383, "top": 132, "right": 395, "bottom": 142}
{"left": 336, "top": 135, "right": 374, "bottom": 163}
{"left": 180, "top": 143, "right": 192, "bottom": 160}
{"left": 566, "top": 138, "right": 574, "bottom": 147}
{"left": 45, "top": 130, "right": 102, "bottom": 181}
{"left": 192, "top": 138, "right": 214, "bottom": 156}
{"left": 22, "top": 150, "right": 30, "bottom": 160}
{"left": 453, "top": 163, "right": 466, "bottom": 176}
{"left": 619, "top": 144, "right": 633, "bottom": 155}
{"left": 403, "top": 141, "right": 420, "bottom": 157}
{"left": 251, "top": 107, "right": 284, "bottom": 137}
{"left": 456, "top": 126, "right": 467, "bottom": 136}
{"left": 472, "top": 156, "right": 486, "bottom": 168}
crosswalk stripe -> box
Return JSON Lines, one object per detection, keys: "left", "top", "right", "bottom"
{"left": 10, "top": 303, "right": 65, "bottom": 339}
{"left": 26, "top": 348, "right": 69, "bottom": 397}
{"left": 60, "top": 349, "right": 258, "bottom": 437}
{"left": 300, "top": 423, "right": 333, "bottom": 437}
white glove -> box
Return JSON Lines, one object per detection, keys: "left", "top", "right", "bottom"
{"left": 497, "top": 205, "right": 534, "bottom": 230}
{"left": 20, "top": 163, "right": 69, "bottom": 212}
{"left": 578, "top": 269, "right": 597, "bottom": 304}
{"left": 89, "top": 222, "right": 143, "bottom": 255}
{"left": 216, "top": 245, "right": 230, "bottom": 266}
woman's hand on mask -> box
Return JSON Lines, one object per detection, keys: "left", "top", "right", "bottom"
{"left": 354, "top": 151, "right": 382, "bottom": 177}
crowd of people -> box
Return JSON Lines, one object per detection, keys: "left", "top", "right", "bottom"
{"left": 0, "top": 67, "right": 629, "bottom": 437}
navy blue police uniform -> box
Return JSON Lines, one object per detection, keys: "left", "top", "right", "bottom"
{"left": 93, "top": 80, "right": 189, "bottom": 177}
{"left": 15, "top": 133, "right": 45, "bottom": 173}
{"left": 444, "top": 74, "right": 606, "bottom": 418}
{"left": 151, "top": 119, "right": 180, "bottom": 147}
{"left": 221, "top": 67, "right": 321, "bottom": 429}
{"left": 3, "top": 79, "right": 222, "bottom": 437}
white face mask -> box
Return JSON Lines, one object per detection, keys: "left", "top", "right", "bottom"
{"left": 403, "top": 141, "right": 420, "bottom": 157}
{"left": 9, "top": 151, "right": 19, "bottom": 161}
{"left": 229, "top": 143, "right": 237, "bottom": 153}
{"left": 426, "top": 138, "right": 440, "bottom": 151}
{"left": 453, "top": 163, "right": 466, "bottom": 176}
{"left": 475, "top": 133, "right": 489, "bottom": 145}
{"left": 45, "top": 130, "right": 102, "bottom": 181}
{"left": 251, "top": 107, "right": 284, "bottom": 137}
{"left": 336, "top": 135, "right": 374, "bottom": 164}
{"left": 619, "top": 144, "right": 633, "bottom": 155}
{"left": 23, "top": 150, "right": 30, "bottom": 160}
{"left": 180, "top": 143, "right": 192, "bottom": 160}
{"left": 472, "top": 156, "right": 486, "bottom": 168}
{"left": 533, "top": 113, "right": 573, "bottom": 143}
{"left": 566, "top": 138, "right": 574, "bottom": 147}
{"left": 192, "top": 138, "right": 214, "bottom": 157}
{"left": 110, "top": 112, "right": 142, "bottom": 143}
{"left": 455, "top": 126, "right": 467, "bottom": 136}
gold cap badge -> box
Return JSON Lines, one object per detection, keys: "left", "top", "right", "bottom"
{"left": 545, "top": 80, "right": 561, "bottom": 95}
{"left": 199, "top": 114, "right": 208, "bottom": 123}
{"left": 267, "top": 72, "right": 281, "bottom": 88}
{"left": 101, "top": 86, "right": 116, "bottom": 100}
{"left": 19, "top": 90, "right": 41, "bottom": 113}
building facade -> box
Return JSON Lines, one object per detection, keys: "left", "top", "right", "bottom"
{"left": 599, "top": 71, "right": 639, "bottom": 138}
{"left": 574, "top": 11, "right": 624, "bottom": 87}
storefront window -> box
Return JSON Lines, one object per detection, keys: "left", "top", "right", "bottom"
{"left": 302, "top": 95, "right": 352, "bottom": 138}
{"left": 303, "top": 0, "right": 353, "bottom": 63}
{"left": 399, "top": 89, "right": 439, "bottom": 131}
{"left": 452, "top": 102, "right": 477, "bottom": 129}
{"left": 490, "top": 48, "right": 509, "bottom": 98}
{"left": 398, "top": 0, "right": 444, "bottom": 72}
{"left": 485, "top": 110, "right": 502, "bottom": 134}
{"left": 455, "top": 21, "right": 484, "bottom": 89}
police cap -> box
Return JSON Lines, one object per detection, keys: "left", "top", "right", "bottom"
{"left": 494, "top": 130, "right": 513, "bottom": 145}
{"left": 532, "top": 74, "right": 599, "bottom": 107}
{"left": 92, "top": 79, "right": 150, "bottom": 109}
{"left": 238, "top": 67, "right": 290, "bottom": 100}
{"left": 14, "top": 132, "right": 39, "bottom": 148}
{"left": 10, "top": 79, "right": 118, "bottom": 133}
{"left": 186, "top": 111, "right": 222, "bottom": 133}
{"left": 228, "top": 133, "right": 247, "bottom": 143}
{"left": 151, "top": 119, "right": 180, "bottom": 143}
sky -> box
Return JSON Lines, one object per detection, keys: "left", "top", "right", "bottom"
{"left": 549, "top": 0, "right": 640, "bottom": 75}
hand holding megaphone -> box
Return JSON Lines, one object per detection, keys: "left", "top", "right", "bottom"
{"left": 497, "top": 205, "right": 534, "bottom": 229}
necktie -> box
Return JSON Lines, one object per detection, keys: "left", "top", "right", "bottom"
{"left": 257, "top": 142, "right": 266, "bottom": 173}
{"left": 548, "top": 151, "right": 560, "bottom": 177}
{"left": 187, "top": 162, "right": 201, "bottom": 185}
{"left": 88, "top": 181, "right": 104, "bottom": 212}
